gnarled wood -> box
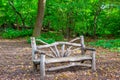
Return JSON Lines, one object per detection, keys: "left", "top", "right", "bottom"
{"left": 80, "top": 36, "right": 85, "bottom": 55}
{"left": 31, "top": 36, "right": 96, "bottom": 79}
{"left": 36, "top": 39, "right": 59, "bottom": 57}
{"left": 61, "top": 44, "right": 65, "bottom": 57}
{"left": 31, "top": 37, "right": 37, "bottom": 60}
{"left": 46, "top": 63, "right": 91, "bottom": 71}
{"left": 69, "top": 37, "right": 80, "bottom": 43}
{"left": 40, "top": 53, "right": 45, "bottom": 80}
{"left": 46, "top": 55, "right": 92, "bottom": 64}
{"left": 37, "top": 42, "right": 81, "bottom": 49}
{"left": 54, "top": 45, "right": 60, "bottom": 57}
{"left": 49, "top": 47, "right": 58, "bottom": 57}
{"left": 64, "top": 46, "right": 72, "bottom": 57}
{"left": 33, "top": 55, "right": 92, "bottom": 64}
{"left": 92, "top": 51, "right": 96, "bottom": 71}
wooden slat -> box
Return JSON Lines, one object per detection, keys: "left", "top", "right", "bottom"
{"left": 64, "top": 46, "right": 72, "bottom": 57}
{"left": 61, "top": 44, "right": 65, "bottom": 57}
{"left": 54, "top": 45, "right": 60, "bottom": 57}
{"left": 69, "top": 37, "right": 80, "bottom": 43}
{"left": 36, "top": 39, "right": 57, "bottom": 57}
{"left": 37, "top": 42, "right": 81, "bottom": 49}
{"left": 45, "top": 55, "right": 92, "bottom": 64}
{"left": 35, "top": 49, "right": 81, "bottom": 57}
{"left": 67, "top": 48, "right": 81, "bottom": 56}
{"left": 33, "top": 55, "right": 92, "bottom": 64}
{"left": 36, "top": 39, "right": 48, "bottom": 44}
{"left": 49, "top": 47, "right": 58, "bottom": 57}
{"left": 64, "top": 37, "right": 80, "bottom": 57}
{"left": 46, "top": 63, "right": 91, "bottom": 71}
{"left": 46, "top": 54, "right": 55, "bottom": 58}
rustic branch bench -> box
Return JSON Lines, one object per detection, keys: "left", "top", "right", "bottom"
{"left": 31, "top": 36, "right": 96, "bottom": 80}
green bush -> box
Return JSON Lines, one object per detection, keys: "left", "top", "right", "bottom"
{"left": 2, "top": 28, "right": 32, "bottom": 39}
{"left": 89, "top": 39, "right": 120, "bottom": 52}
{"left": 40, "top": 32, "right": 64, "bottom": 41}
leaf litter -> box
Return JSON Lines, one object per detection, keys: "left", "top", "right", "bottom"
{"left": 0, "top": 39, "right": 120, "bottom": 80}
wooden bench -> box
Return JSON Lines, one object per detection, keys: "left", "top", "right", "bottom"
{"left": 31, "top": 36, "right": 96, "bottom": 80}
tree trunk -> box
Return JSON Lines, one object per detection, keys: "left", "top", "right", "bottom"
{"left": 33, "top": 0, "right": 46, "bottom": 37}
{"left": 93, "top": 14, "right": 97, "bottom": 38}
{"left": 93, "top": 7, "right": 102, "bottom": 38}
{"left": 66, "top": 11, "right": 74, "bottom": 40}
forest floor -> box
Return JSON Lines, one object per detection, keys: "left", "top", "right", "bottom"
{"left": 0, "top": 38, "right": 120, "bottom": 80}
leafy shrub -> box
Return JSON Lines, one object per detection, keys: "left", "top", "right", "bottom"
{"left": 40, "top": 32, "right": 64, "bottom": 41}
{"left": 89, "top": 39, "right": 120, "bottom": 52}
{"left": 2, "top": 28, "right": 32, "bottom": 39}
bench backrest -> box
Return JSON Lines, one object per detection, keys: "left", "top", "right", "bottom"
{"left": 31, "top": 36, "right": 85, "bottom": 60}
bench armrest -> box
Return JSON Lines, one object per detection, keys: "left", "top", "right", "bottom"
{"left": 84, "top": 48, "right": 96, "bottom": 51}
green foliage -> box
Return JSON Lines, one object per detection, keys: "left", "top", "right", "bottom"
{"left": 89, "top": 39, "right": 120, "bottom": 52}
{"left": 27, "top": 32, "right": 64, "bottom": 44}
{"left": 0, "top": 0, "right": 37, "bottom": 27}
{"left": 44, "top": 0, "right": 120, "bottom": 37}
{"left": 38, "top": 32, "right": 64, "bottom": 44}
{"left": 40, "top": 32, "right": 64, "bottom": 41}
{"left": 0, "top": 0, "right": 120, "bottom": 38}
{"left": 2, "top": 28, "right": 32, "bottom": 39}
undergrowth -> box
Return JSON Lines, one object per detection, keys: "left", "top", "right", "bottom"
{"left": 27, "top": 32, "right": 64, "bottom": 44}
{"left": 2, "top": 28, "right": 32, "bottom": 39}
{"left": 1, "top": 28, "right": 64, "bottom": 44}
{"left": 89, "top": 39, "right": 120, "bottom": 52}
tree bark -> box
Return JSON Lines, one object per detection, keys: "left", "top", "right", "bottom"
{"left": 93, "top": 7, "right": 102, "bottom": 38}
{"left": 93, "top": 14, "right": 97, "bottom": 38}
{"left": 33, "top": 0, "right": 46, "bottom": 37}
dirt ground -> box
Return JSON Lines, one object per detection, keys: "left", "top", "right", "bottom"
{"left": 0, "top": 39, "right": 120, "bottom": 80}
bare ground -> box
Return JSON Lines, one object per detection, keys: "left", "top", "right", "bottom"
{"left": 0, "top": 39, "right": 120, "bottom": 80}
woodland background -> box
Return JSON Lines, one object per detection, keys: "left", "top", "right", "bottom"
{"left": 0, "top": 0, "right": 120, "bottom": 39}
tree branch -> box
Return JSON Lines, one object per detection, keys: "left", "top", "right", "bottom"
{"left": 9, "top": 1, "right": 25, "bottom": 27}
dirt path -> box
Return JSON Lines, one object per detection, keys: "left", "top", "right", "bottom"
{"left": 0, "top": 39, "right": 120, "bottom": 80}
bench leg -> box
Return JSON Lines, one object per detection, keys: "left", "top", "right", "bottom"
{"left": 40, "top": 53, "right": 45, "bottom": 80}
{"left": 92, "top": 51, "right": 96, "bottom": 71}
{"left": 33, "top": 62, "right": 37, "bottom": 72}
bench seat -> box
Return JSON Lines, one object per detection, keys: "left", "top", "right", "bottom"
{"left": 33, "top": 55, "right": 92, "bottom": 64}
